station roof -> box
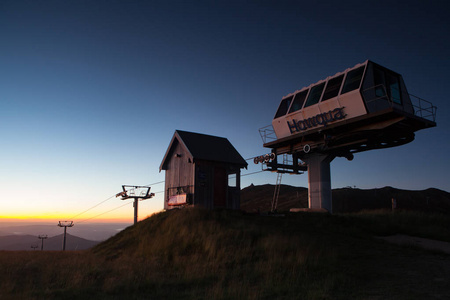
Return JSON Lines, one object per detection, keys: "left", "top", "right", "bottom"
{"left": 160, "top": 130, "right": 248, "bottom": 171}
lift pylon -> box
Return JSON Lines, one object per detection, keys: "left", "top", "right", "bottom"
{"left": 116, "top": 185, "right": 155, "bottom": 225}
{"left": 57, "top": 221, "right": 74, "bottom": 251}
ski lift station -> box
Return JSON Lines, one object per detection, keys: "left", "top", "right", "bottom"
{"left": 259, "top": 60, "right": 437, "bottom": 213}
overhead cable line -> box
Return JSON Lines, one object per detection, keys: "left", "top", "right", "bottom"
{"left": 70, "top": 168, "right": 264, "bottom": 223}
{"left": 241, "top": 170, "right": 264, "bottom": 177}
{"left": 69, "top": 180, "right": 165, "bottom": 221}
{"left": 70, "top": 166, "right": 261, "bottom": 223}
{"left": 76, "top": 201, "right": 133, "bottom": 224}
{"left": 228, "top": 170, "right": 265, "bottom": 179}
{"left": 70, "top": 195, "right": 116, "bottom": 220}
{"left": 245, "top": 156, "right": 260, "bottom": 161}
{"left": 144, "top": 180, "right": 165, "bottom": 187}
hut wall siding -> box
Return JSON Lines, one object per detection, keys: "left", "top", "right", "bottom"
{"left": 193, "top": 161, "right": 241, "bottom": 209}
{"left": 194, "top": 161, "right": 214, "bottom": 209}
{"left": 163, "top": 142, "right": 195, "bottom": 210}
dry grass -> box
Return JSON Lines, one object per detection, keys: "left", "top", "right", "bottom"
{"left": 1, "top": 208, "right": 450, "bottom": 299}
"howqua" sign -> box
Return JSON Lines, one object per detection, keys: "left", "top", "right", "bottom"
{"left": 287, "top": 107, "right": 346, "bottom": 134}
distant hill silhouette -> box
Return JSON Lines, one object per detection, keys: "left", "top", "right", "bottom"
{"left": 241, "top": 184, "right": 450, "bottom": 213}
{"left": 0, "top": 223, "right": 129, "bottom": 241}
{"left": 241, "top": 184, "right": 308, "bottom": 212}
{"left": 0, "top": 233, "right": 99, "bottom": 251}
{"left": 0, "top": 235, "right": 38, "bottom": 250}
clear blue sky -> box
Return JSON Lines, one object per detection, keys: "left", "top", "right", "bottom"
{"left": 1, "top": 0, "right": 449, "bottom": 222}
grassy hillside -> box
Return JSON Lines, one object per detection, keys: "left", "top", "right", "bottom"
{"left": 1, "top": 208, "right": 450, "bottom": 299}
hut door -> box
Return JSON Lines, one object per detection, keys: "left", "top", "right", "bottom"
{"left": 213, "top": 167, "right": 227, "bottom": 208}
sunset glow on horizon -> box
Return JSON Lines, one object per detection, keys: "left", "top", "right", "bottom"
{"left": 0, "top": 208, "right": 161, "bottom": 224}
{"left": 0, "top": 190, "right": 164, "bottom": 224}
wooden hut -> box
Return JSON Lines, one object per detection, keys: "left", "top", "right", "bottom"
{"left": 159, "top": 130, "right": 248, "bottom": 210}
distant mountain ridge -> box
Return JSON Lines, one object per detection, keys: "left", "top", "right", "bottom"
{"left": 0, "top": 233, "right": 99, "bottom": 251}
{"left": 241, "top": 184, "right": 450, "bottom": 213}
{"left": 241, "top": 184, "right": 308, "bottom": 212}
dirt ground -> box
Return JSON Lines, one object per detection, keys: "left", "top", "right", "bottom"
{"left": 378, "top": 235, "right": 450, "bottom": 254}
{"left": 352, "top": 235, "right": 450, "bottom": 299}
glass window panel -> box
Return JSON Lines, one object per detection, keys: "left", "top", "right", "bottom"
{"left": 390, "top": 83, "right": 401, "bottom": 104}
{"left": 341, "top": 66, "right": 365, "bottom": 94}
{"left": 274, "top": 95, "right": 293, "bottom": 118}
{"left": 374, "top": 68, "right": 387, "bottom": 97}
{"left": 304, "top": 82, "right": 325, "bottom": 108}
{"left": 387, "top": 74, "right": 401, "bottom": 104}
{"left": 228, "top": 174, "right": 236, "bottom": 187}
{"left": 322, "top": 75, "right": 344, "bottom": 101}
{"left": 288, "top": 90, "right": 308, "bottom": 113}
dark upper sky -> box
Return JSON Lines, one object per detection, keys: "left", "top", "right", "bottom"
{"left": 1, "top": 0, "right": 449, "bottom": 219}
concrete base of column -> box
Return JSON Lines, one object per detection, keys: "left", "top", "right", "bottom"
{"left": 302, "top": 153, "right": 335, "bottom": 213}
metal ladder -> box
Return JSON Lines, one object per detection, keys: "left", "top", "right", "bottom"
{"left": 271, "top": 172, "right": 282, "bottom": 212}
{"left": 271, "top": 153, "right": 291, "bottom": 212}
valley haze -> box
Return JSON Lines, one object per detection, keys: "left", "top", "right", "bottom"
{"left": 0, "top": 222, "right": 131, "bottom": 241}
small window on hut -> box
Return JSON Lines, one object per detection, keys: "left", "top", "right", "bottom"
{"left": 274, "top": 95, "right": 294, "bottom": 118}
{"left": 228, "top": 174, "right": 236, "bottom": 187}
{"left": 289, "top": 90, "right": 308, "bottom": 113}
{"left": 322, "top": 75, "right": 344, "bottom": 101}
{"left": 341, "top": 66, "right": 365, "bottom": 94}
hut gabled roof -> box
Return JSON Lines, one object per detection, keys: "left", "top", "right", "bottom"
{"left": 159, "top": 130, "right": 248, "bottom": 171}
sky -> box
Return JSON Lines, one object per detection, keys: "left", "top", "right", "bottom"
{"left": 1, "top": 0, "right": 449, "bottom": 224}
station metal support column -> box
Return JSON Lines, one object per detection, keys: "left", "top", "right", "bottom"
{"left": 302, "top": 153, "right": 335, "bottom": 213}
